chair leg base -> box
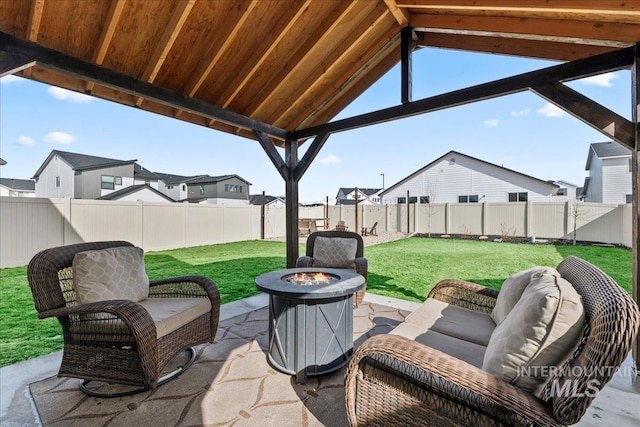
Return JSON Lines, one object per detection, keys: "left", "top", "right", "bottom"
{"left": 79, "top": 347, "right": 197, "bottom": 398}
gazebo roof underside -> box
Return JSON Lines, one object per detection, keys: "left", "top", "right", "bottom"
{"left": 1, "top": 0, "right": 638, "bottom": 147}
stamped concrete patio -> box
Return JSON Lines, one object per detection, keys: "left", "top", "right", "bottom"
{"left": 1, "top": 292, "right": 638, "bottom": 426}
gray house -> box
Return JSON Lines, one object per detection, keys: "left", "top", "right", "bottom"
{"left": 33, "top": 150, "right": 161, "bottom": 200}
{"left": 0, "top": 178, "right": 35, "bottom": 197}
{"left": 582, "top": 141, "right": 632, "bottom": 203}
{"left": 335, "top": 188, "right": 382, "bottom": 205}
{"left": 177, "top": 174, "right": 251, "bottom": 205}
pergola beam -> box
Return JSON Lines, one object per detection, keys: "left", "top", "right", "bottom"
{"left": 401, "top": 25, "right": 413, "bottom": 104}
{"left": 0, "top": 52, "right": 35, "bottom": 77}
{"left": 254, "top": 130, "right": 289, "bottom": 181}
{"left": 285, "top": 138, "right": 299, "bottom": 267}
{"left": 293, "top": 132, "right": 330, "bottom": 182}
{"left": 0, "top": 31, "right": 287, "bottom": 140}
{"left": 632, "top": 42, "right": 640, "bottom": 372}
{"left": 292, "top": 45, "right": 634, "bottom": 140}
{"left": 532, "top": 82, "right": 635, "bottom": 149}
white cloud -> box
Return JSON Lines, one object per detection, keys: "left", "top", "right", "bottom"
{"left": 44, "top": 131, "right": 77, "bottom": 144}
{"left": 48, "top": 86, "right": 93, "bottom": 103}
{"left": 319, "top": 153, "right": 341, "bottom": 165}
{"left": 1, "top": 75, "right": 22, "bottom": 85}
{"left": 578, "top": 72, "right": 619, "bottom": 88}
{"left": 483, "top": 119, "right": 499, "bottom": 128}
{"left": 536, "top": 103, "right": 565, "bottom": 118}
{"left": 511, "top": 108, "right": 531, "bottom": 117}
{"left": 18, "top": 135, "right": 35, "bottom": 146}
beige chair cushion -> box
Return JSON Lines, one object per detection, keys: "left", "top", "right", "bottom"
{"left": 482, "top": 272, "right": 584, "bottom": 396}
{"left": 404, "top": 298, "right": 496, "bottom": 346}
{"left": 313, "top": 236, "right": 357, "bottom": 268}
{"left": 491, "top": 266, "right": 560, "bottom": 324}
{"left": 73, "top": 246, "right": 149, "bottom": 304}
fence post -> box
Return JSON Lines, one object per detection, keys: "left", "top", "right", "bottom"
{"left": 564, "top": 201, "right": 570, "bottom": 238}
{"left": 62, "top": 197, "right": 72, "bottom": 245}
{"left": 261, "top": 191, "right": 265, "bottom": 240}
{"left": 525, "top": 201, "right": 532, "bottom": 238}
{"left": 137, "top": 200, "right": 144, "bottom": 249}
{"left": 445, "top": 202, "right": 450, "bottom": 234}
{"left": 481, "top": 202, "right": 487, "bottom": 236}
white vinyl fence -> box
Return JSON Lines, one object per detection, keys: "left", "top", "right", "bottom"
{"left": 0, "top": 197, "right": 631, "bottom": 268}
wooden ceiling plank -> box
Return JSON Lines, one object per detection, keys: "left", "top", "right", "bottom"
{"left": 418, "top": 32, "right": 618, "bottom": 61}
{"left": 291, "top": 45, "right": 634, "bottom": 140}
{"left": 383, "top": 0, "right": 410, "bottom": 26}
{"left": 0, "top": 31, "right": 287, "bottom": 139}
{"left": 218, "top": 0, "right": 312, "bottom": 110}
{"left": 532, "top": 82, "right": 634, "bottom": 148}
{"left": 183, "top": 0, "right": 259, "bottom": 99}
{"left": 397, "top": 1, "right": 639, "bottom": 13}
{"left": 134, "top": 0, "right": 196, "bottom": 106}
{"left": 244, "top": 0, "right": 362, "bottom": 120}
{"left": 26, "top": 0, "right": 44, "bottom": 41}
{"left": 274, "top": 9, "right": 396, "bottom": 129}
{"left": 86, "top": 0, "right": 126, "bottom": 93}
{"left": 410, "top": 14, "right": 640, "bottom": 43}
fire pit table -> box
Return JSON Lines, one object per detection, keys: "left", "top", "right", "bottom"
{"left": 255, "top": 267, "right": 365, "bottom": 383}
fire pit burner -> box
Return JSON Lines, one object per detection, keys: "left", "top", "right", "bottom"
{"left": 283, "top": 272, "right": 339, "bottom": 286}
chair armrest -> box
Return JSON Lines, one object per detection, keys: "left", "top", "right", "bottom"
{"left": 39, "top": 300, "right": 158, "bottom": 372}
{"left": 346, "top": 334, "right": 559, "bottom": 427}
{"left": 354, "top": 257, "right": 367, "bottom": 279}
{"left": 428, "top": 279, "right": 499, "bottom": 313}
{"left": 296, "top": 256, "right": 314, "bottom": 268}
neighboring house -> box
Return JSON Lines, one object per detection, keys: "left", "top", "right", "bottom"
{"left": 551, "top": 180, "right": 581, "bottom": 201}
{"left": 335, "top": 187, "right": 382, "bottom": 205}
{"left": 249, "top": 194, "right": 286, "bottom": 207}
{"left": 380, "top": 150, "right": 559, "bottom": 204}
{"left": 154, "top": 172, "right": 193, "bottom": 201}
{"left": 96, "top": 184, "right": 175, "bottom": 202}
{"left": 582, "top": 141, "right": 632, "bottom": 203}
{"left": 176, "top": 174, "right": 251, "bottom": 205}
{"left": 32, "top": 150, "right": 138, "bottom": 199}
{"left": 0, "top": 178, "right": 36, "bottom": 197}
{"left": 0, "top": 158, "right": 6, "bottom": 165}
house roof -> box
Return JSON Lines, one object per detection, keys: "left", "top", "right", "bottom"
{"left": 96, "top": 184, "right": 174, "bottom": 202}
{"left": 153, "top": 172, "right": 195, "bottom": 185}
{"left": 134, "top": 163, "right": 161, "bottom": 181}
{"left": 380, "top": 150, "right": 558, "bottom": 197}
{"left": 585, "top": 141, "right": 632, "bottom": 170}
{"left": 0, "top": 177, "right": 35, "bottom": 191}
{"left": 2, "top": 2, "right": 635, "bottom": 147}
{"left": 249, "top": 194, "right": 285, "bottom": 205}
{"left": 185, "top": 174, "right": 252, "bottom": 186}
{"left": 0, "top": 158, "right": 6, "bottom": 165}
{"left": 336, "top": 188, "right": 382, "bottom": 198}
{"left": 33, "top": 150, "right": 136, "bottom": 178}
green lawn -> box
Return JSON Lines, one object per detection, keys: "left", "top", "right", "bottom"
{"left": 0, "top": 237, "right": 631, "bottom": 367}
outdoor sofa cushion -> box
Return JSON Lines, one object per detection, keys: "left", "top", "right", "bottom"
{"left": 312, "top": 236, "right": 357, "bottom": 268}
{"left": 482, "top": 271, "right": 584, "bottom": 396}
{"left": 402, "top": 298, "right": 496, "bottom": 346}
{"left": 73, "top": 246, "right": 149, "bottom": 304}
{"left": 490, "top": 266, "right": 560, "bottom": 324}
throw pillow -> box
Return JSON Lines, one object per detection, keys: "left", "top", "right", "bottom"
{"left": 73, "top": 246, "right": 149, "bottom": 304}
{"left": 491, "top": 266, "right": 560, "bottom": 324}
{"left": 482, "top": 272, "right": 584, "bottom": 396}
{"left": 312, "top": 236, "right": 357, "bottom": 268}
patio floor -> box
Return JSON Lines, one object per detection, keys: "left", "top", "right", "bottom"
{"left": 1, "top": 293, "right": 638, "bottom": 426}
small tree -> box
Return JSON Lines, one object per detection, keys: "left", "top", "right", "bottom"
{"left": 424, "top": 179, "right": 439, "bottom": 238}
{"left": 570, "top": 200, "right": 586, "bottom": 246}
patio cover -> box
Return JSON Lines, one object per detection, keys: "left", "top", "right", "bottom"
{"left": 0, "top": 0, "right": 638, "bottom": 367}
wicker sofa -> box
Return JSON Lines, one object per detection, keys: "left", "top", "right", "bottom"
{"left": 345, "top": 255, "right": 639, "bottom": 426}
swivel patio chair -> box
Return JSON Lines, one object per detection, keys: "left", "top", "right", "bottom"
{"left": 27, "top": 241, "right": 220, "bottom": 397}
{"left": 296, "top": 230, "right": 367, "bottom": 305}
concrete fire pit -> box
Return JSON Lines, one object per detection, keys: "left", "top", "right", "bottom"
{"left": 255, "top": 267, "right": 365, "bottom": 383}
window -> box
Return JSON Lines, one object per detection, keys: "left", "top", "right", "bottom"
{"left": 557, "top": 188, "right": 567, "bottom": 196}
{"left": 114, "top": 176, "right": 122, "bottom": 185}
{"left": 419, "top": 196, "right": 430, "bottom": 204}
{"left": 199, "top": 185, "right": 205, "bottom": 195}
{"left": 458, "top": 195, "right": 478, "bottom": 203}
{"left": 167, "top": 185, "right": 174, "bottom": 189}
{"left": 55, "top": 176, "right": 60, "bottom": 187}
{"left": 508, "top": 192, "right": 528, "bottom": 202}
{"left": 101, "top": 175, "right": 114, "bottom": 190}
{"left": 225, "top": 184, "right": 243, "bottom": 193}
{"left": 397, "top": 197, "right": 417, "bottom": 204}
{"left": 626, "top": 194, "right": 632, "bottom": 204}
{"left": 182, "top": 185, "right": 186, "bottom": 191}
{"left": 397, "top": 197, "right": 405, "bottom": 204}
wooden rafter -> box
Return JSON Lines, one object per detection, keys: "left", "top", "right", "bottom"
{"left": 383, "top": 0, "right": 409, "bottom": 26}
{"left": 86, "top": 0, "right": 126, "bottom": 93}
{"left": 26, "top": 0, "right": 44, "bottom": 41}
{"left": 134, "top": 0, "right": 195, "bottom": 107}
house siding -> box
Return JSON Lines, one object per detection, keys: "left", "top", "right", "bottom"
{"left": 35, "top": 155, "right": 75, "bottom": 198}
{"left": 602, "top": 157, "right": 632, "bottom": 204}
{"left": 586, "top": 155, "right": 604, "bottom": 202}
{"left": 383, "top": 154, "right": 555, "bottom": 204}
{"left": 77, "top": 164, "right": 134, "bottom": 199}
{"left": 187, "top": 177, "right": 249, "bottom": 202}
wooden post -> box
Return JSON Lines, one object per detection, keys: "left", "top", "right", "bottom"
{"left": 261, "top": 191, "right": 265, "bottom": 240}
{"left": 325, "top": 196, "right": 329, "bottom": 229}
{"left": 285, "top": 138, "right": 299, "bottom": 268}
{"left": 631, "top": 42, "right": 639, "bottom": 371}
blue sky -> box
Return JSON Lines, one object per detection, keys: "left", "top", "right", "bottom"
{"left": 0, "top": 47, "right": 630, "bottom": 202}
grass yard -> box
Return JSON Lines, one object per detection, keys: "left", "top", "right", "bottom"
{"left": 0, "top": 237, "right": 631, "bottom": 367}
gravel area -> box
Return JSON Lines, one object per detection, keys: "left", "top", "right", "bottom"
{"left": 267, "top": 231, "right": 410, "bottom": 246}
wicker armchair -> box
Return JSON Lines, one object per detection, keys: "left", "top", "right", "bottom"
{"left": 27, "top": 241, "right": 220, "bottom": 397}
{"left": 296, "top": 230, "right": 367, "bottom": 305}
{"left": 345, "top": 256, "right": 640, "bottom": 426}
